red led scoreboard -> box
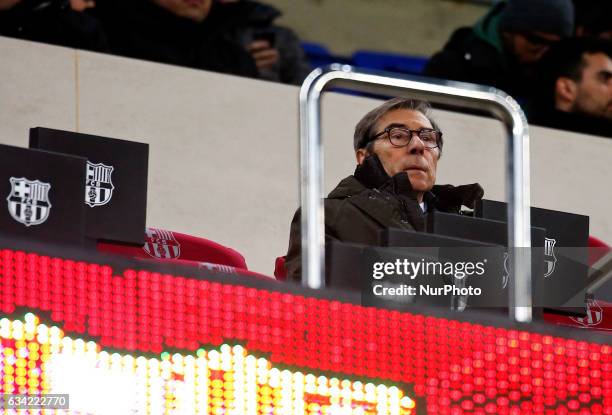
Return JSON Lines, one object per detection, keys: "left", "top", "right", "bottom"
{"left": 0, "top": 239, "right": 610, "bottom": 415}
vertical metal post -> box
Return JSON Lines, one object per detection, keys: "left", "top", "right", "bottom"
{"left": 298, "top": 68, "right": 326, "bottom": 289}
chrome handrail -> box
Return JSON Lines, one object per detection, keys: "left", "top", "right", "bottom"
{"left": 298, "top": 64, "right": 532, "bottom": 322}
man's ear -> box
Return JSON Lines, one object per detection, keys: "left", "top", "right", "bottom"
{"left": 356, "top": 148, "right": 369, "bottom": 165}
{"left": 555, "top": 77, "right": 578, "bottom": 107}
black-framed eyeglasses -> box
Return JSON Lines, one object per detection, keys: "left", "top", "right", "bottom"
{"left": 370, "top": 127, "right": 441, "bottom": 149}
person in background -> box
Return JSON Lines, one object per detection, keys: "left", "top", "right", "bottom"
{"left": 0, "top": 0, "right": 107, "bottom": 51}
{"left": 92, "top": 0, "right": 257, "bottom": 78}
{"left": 284, "top": 98, "right": 484, "bottom": 282}
{"left": 574, "top": 0, "right": 612, "bottom": 40}
{"left": 216, "top": 0, "right": 311, "bottom": 84}
{"left": 424, "top": 0, "right": 574, "bottom": 103}
{"left": 93, "top": 0, "right": 309, "bottom": 84}
{"left": 529, "top": 37, "right": 612, "bottom": 137}
{"left": 70, "top": 0, "right": 94, "bottom": 11}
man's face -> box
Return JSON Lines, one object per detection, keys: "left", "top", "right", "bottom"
{"left": 358, "top": 109, "right": 440, "bottom": 200}
{"left": 570, "top": 52, "right": 612, "bottom": 119}
{"left": 151, "top": 0, "right": 212, "bottom": 22}
{"left": 70, "top": 0, "right": 95, "bottom": 11}
{"left": 509, "top": 32, "right": 561, "bottom": 64}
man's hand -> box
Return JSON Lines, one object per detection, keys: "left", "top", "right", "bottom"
{"left": 246, "top": 40, "right": 279, "bottom": 71}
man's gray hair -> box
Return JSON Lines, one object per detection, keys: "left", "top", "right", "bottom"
{"left": 353, "top": 97, "right": 443, "bottom": 154}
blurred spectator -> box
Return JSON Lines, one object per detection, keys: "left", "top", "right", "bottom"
{"left": 93, "top": 0, "right": 257, "bottom": 77}
{"left": 70, "top": 0, "right": 94, "bottom": 12}
{"left": 574, "top": 0, "right": 612, "bottom": 40}
{"left": 94, "top": 0, "right": 309, "bottom": 84}
{"left": 424, "top": 0, "right": 574, "bottom": 102}
{"left": 0, "top": 0, "right": 108, "bottom": 51}
{"left": 219, "top": 0, "right": 311, "bottom": 84}
{"left": 529, "top": 37, "right": 612, "bottom": 137}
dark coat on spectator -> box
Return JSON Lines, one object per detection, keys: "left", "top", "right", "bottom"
{"left": 93, "top": 0, "right": 310, "bottom": 83}
{"left": 424, "top": 2, "right": 534, "bottom": 102}
{"left": 221, "top": 0, "right": 311, "bottom": 85}
{"left": 530, "top": 108, "right": 612, "bottom": 138}
{"left": 0, "top": 0, "right": 108, "bottom": 52}
{"left": 94, "top": 0, "right": 259, "bottom": 77}
{"left": 284, "top": 154, "right": 484, "bottom": 282}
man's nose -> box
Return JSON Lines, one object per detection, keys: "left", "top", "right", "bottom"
{"left": 407, "top": 132, "right": 425, "bottom": 154}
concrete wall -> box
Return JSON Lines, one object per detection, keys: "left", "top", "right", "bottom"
{"left": 263, "top": 0, "right": 488, "bottom": 56}
{"left": 1, "top": 36, "right": 611, "bottom": 275}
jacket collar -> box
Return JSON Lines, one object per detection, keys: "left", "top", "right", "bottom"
{"left": 331, "top": 154, "right": 484, "bottom": 213}
{"left": 353, "top": 153, "right": 390, "bottom": 189}
{"left": 352, "top": 154, "right": 425, "bottom": 203}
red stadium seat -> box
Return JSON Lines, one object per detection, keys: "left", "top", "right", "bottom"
{"left": 544, "top": 299, "right": 612, "bottom": 332}
{"left": 274, "top": 255, "right": 287, "bottom": 281}
{"left": 588, "top": 235, "right": 609, "bottom": 248}
{"left": 588, "top": 235, "right": 610, "bottom": 265}
{"left": 543, "top": 235, "right": 611, "bottom": 332}
{"left": 98, "top": 227, "right": 248, "bottom": 269}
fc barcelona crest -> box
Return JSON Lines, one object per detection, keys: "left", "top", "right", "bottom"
{"left": 502, "top": 251, "right": 509, "bottom": 289}
{"left": 544, "top": 237, "right": 557, "bottom": 278}
{"left": 570, "top": 297, "right": 603, "bottom": 327}
{"left": 143, "top": 228, "right": 181, "bottom": 259}
{"left": 85, "top": 162, "right": 114, "bottom": 207}
{"left": 6, "top": 177, "right": 52, "bottom": 227}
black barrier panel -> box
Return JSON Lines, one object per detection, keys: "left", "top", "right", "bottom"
{"left": 428, "top": 212, "right": 587, "bottom": 311}
{"left": 475, "top": 200, "right": 589, "bottom": 295}
{"left": 475, "top": 199, "right": 589, "bottom": 250}
{"left": 0, "top": 144, "right": 86, "bottom": 245}
{"left": 358, "top": 246, "right": 593, "bottom": 309}
{"left": 324, "top": 236, "right": 602, "bottom": 313}
{"left": 29, "top": 127, "right": 148, "bottom": 245}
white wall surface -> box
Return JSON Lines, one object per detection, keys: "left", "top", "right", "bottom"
{"left": 1, "top": 37, "right": 611, "bottom": 275}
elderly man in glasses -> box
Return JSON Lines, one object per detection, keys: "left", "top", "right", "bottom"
{"left": 424, "top": 0, "right": 574, "bottom": 104}
{"left": 283, "top": 98, "right": 484, "bottom": 281}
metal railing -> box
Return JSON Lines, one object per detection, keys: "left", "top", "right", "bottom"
{"left": 298, "top": 64, "right": 533, "bottom": 323}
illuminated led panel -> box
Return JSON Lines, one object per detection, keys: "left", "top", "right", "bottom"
{"left": 0, "top": 314, "right": 416, "bottom": 414}
{"left": 0, "top": 248, "right": 610, "bottom": 415}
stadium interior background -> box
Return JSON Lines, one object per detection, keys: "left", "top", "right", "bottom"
{"left": 0, "top": 1, "right": 611, "bottom": 413}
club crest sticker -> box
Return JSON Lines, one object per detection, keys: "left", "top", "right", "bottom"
{"left": 6, "top": 177, "right": 52, "bottom": 227}
{"left": 502, "top": 251, "right": 509, "bottom": 289}
{"left": 570, "top": 297, "right": 603, "bottom": 327}
{"left": 85, "top": 162, "right": 114, "bottom": 207}
{"left": 143, "top": 228, "right": 181, "bottom": 259}
{"left": 544, "top": 237, "right": 557, "bottom": 278}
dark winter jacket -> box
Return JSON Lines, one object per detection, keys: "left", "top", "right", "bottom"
{"left": 530, "top": 108, "right": 612, "bottom": 138}
{"left": 0, "top": 0, "right": 108, "bottom": 52}
{"left": 93, "top": 0, "right": 259, "bottom": 77}
{"left": 93, "top": 0, "right": 309, "bottom": 83}
{"left": 424, "top": 2, "right": 535, "bottom": 102}
{"left": 285, "top": 155, "right": 484, "bottom": 281}
{"left": 219, "top": 0, "right": 311, "bottom": 84}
